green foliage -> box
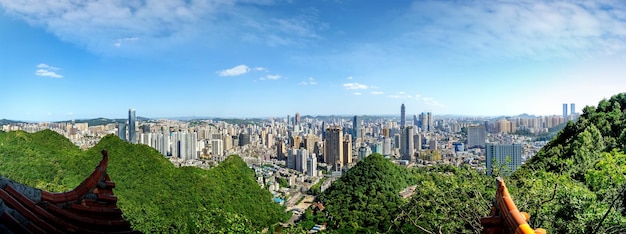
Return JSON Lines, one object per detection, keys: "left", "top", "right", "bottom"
{"left": 308, "top": 177, "right": 327, "bottom": 196}
{"left": 317, "top": 153, "right": 418, "bottom": 232}
{"left": 277, "top": 177, "right": 290, "bottom": 188}
{"left": 0, "top": 131, "right": 288, "bottom": 232}
{"left": 514, "top": 92, "right": 626, "bottom": 232}
{"left": 392, "top": 165, "right": 494, "bottom": 233}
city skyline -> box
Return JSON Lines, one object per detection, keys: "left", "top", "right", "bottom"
{"left": 2, "top": 1, "right": 626, "bottom": 121}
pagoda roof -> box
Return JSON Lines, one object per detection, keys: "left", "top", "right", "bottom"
{"left": 481, "top": 177, "right": 545, "bottom": 234}
{"left": 0, "top": 150, "right": 138, "bottom": 233}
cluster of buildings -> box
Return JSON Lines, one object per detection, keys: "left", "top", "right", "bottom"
{"left": 1, "top": 103, "right": 579, "bottom": 177}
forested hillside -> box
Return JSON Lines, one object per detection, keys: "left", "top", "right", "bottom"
{"left": 308, "top": 93, "right": 626, "bottom": 234}
{"left": 0, "top": 131, "right": 289, "bottom": 233}
{"left": 317, "top": 153, "right": 418, "bottom": 232}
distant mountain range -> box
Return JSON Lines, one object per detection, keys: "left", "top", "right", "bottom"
{"left": 0, "top": 119, "right": 26, "bottom": 125}
{"left": 0, "top": 113, "right": 557, "bottom": 126}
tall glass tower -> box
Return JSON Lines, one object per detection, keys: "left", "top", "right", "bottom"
{"left": 129, "top": 109, "right": 136, "bottom": 144}
{"left": 352, "top": 115, "right": 361, "bottom": 140}
{"left": 570, "top": 103, "right": 575, "bottom": 116}
{"left": 562, "top": 103, "right": 568, "bottom": 118}
{"left": 400, "top": 104, "right": 406, "bottom": 128}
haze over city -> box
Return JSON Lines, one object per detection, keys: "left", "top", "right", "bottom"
{"left": 2, "top": 0, "right": 626, "bottom": 121}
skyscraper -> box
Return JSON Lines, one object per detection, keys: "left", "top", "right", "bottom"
{"left": 400, "top": 126, "right": 414, "bottom": 161}
{"left": 352, "top": 115, "right": 361, "bottom": 140}
{"left": 128, "top": 109, "right": 136, "bottom": 144}
{"left": 400, "top": 104, "right": 406, "bottom": 128}
{"left": 413, "top": 134, "right": 422, "bottom": 151}
{"left": 295, "top": 112, "right": 301, "bottom": 125}
{"left": 296, "top": 148, "right": 308, "bottom": 173}
{"left": 343, "top": 134, "right": 352, "bottom": 166}
{"left": 570, "top": 103, "right": 576, "bottom": 116}
{"left": 562, "top": 103, "right": 568, "bottom": 118}
{"left": 324, "top": 127, "right": 343, "bottom": 171}
{"left": 117, "top": 123, "right": 127, "bottom": 142}
{"left": 382, "top": 137, "right": 392, "bottom": 156}
{"left": 486, "top": 143, "right": 522, "bottom": 176}
{"left": 306, "top": 154, "right": 317, "bottom": 177}
{"left": 419, "top": 112, "right": 433, "bottom": 132}
{"left": 321, "top": 122, "right": 326, "bottom": 140}
{"left": 467, "top": 125, "right": 486, "bottom": 149}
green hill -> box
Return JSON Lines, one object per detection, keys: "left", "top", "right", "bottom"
{"left": 312, "top": 153, "right": 494, "bottom": 234}
{"left": 316, "top": 153, "right": 418, "bottom": 232}
{"left": 509, "top": 92, "right": 626, "bottom": 233}
{"left": 0, "top": 130, "right": 288, "bottom": 233}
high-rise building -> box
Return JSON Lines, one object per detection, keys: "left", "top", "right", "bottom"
{"left": 304, "top": 134, "right": 317, "bottom": 152}
{"left": 357, "top": 143, "right": 371, "bottom": 161}
{"left": 277, "top": 140, "right": 286, "bottom": 160}
{"left": 400, "top": 126, "right": 414, "bottom": 161}
{"left": 570, "top": 103, "right": 576, "bottom": 116}
{"left": 211, "top": 139, "right": 223, "bottom": 157}
{"left": 343, "top": 135, "right": 353, "bottom": 166}
{"left": 413, "top": 134, "right": 422, "bottom": 151}
{"left": 295, "top": 112, "right": 301, "bottom": 125}
{"left": 382, "top": 128, "right": 390, "bottom": 138}
{"left": 321, "top": 122, "right": 326, "bottom": 140}
{"left": 485, "top": 143, "right": 522, "bottom": 176}
{"left": 171, "top": 131, "right": 198, "bottom": 160}
{"left": 291, "top": 135, "right": 302, "bottom": 149}
{"left": 324, "top": 127, "right": 343, "bottom": 171}
{"left": 239, "top": 133, "right": 250, "bottom": 146}
{"left": 429, "top": 137, "right": 438, "bottom": 150}
{"left": 382, "top": 137, "right": 392, "bottom": 156}
{"left": 419, "top": 112, "right": 433, "bottom": 132}
{"left": 117, "top": 123, "right": 127, "bottom": 142}
{"left": 296, "top": 149, "right": 308, "bottom": 173}
{"left": 467, "top": 125, "right": 486, "bottom": 149}
{"left": 128, "top": 109, "right": 136, "bottom": 144}
{"left": 352, "top": 115, "right": 361, "bottom": 141}
{"left": 306, "top": 154, "right": 317, "bottom": 177}
{"left": 287, "top": 149, "right": 297, "bottom": 170}
{"left": 393, "top": 134, "right": 401, "bottom": 150}
{"left": 370, "top": 142, "right": 382, "bottom": 154}
{"left": 563, "top": 103, "right": 568, "bottom": 118}
{"left": 400, "top": 104, "right": 406, "bottom": 128}
{"left": 265, "top": 133, "right": 274, "bottom": 148}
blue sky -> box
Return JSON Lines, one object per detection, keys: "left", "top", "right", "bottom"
{"left": 1, "top": 0, "right": 626, "bottom": 121}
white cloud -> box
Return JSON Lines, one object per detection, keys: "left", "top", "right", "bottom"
{"left": 371, "top": 91, "right": 384, "bottom": 95}
{"left": 266, "top": 74, "right": 281, "bottom": 80}
{"left": 347, "top": 76, "right": 353, "bottom": 80}
{"left": 260, "top": 74, "right": 282, "bottom": 80}
{"left": 253, "top": 67, "right": 268, "bottom": 72}
{"left": 353, "top": 92, "right": 362, "bottom": 96}
{"left": 0, "top": 1, "right": 325, "bottom": 55}
{"left": 403, "top": 0, "right": 626, "bottom": 59}
{"left": 113, "top": 37, "right": 139, "bottom": 47}
{"left": 343, "top": 82, "right": 369, "bottom": 90}
{"left": 37, "top": 64, "right": 59, "bottom": 70}
{"left": 218, "top": 65, "right": 251, "bottom": 77}
{"left": 300, "top": 77, "right": 318, "bottom": 85}
{"left": 35, "top": 64, "right": 62, "bottom": 78}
